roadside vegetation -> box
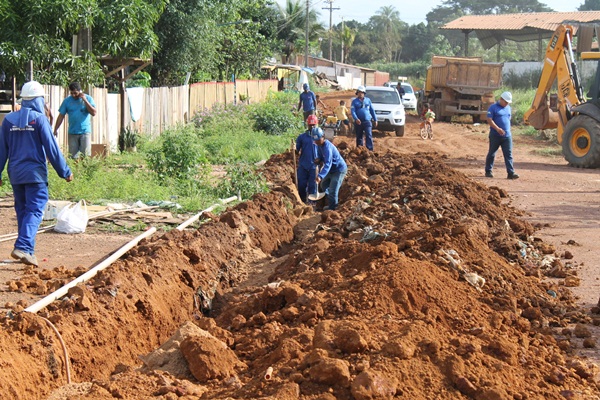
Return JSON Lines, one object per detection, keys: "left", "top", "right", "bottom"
{"left": 0, "top": 92, "right": 302, "bottom": 212}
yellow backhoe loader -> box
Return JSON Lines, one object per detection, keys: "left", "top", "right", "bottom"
{"left": 524, "top": 24, "right": 600, "bottom": 168}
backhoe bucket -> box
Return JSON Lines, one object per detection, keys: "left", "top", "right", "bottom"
{"left": 524, "top": 97, "right": 558, "bottom": 130}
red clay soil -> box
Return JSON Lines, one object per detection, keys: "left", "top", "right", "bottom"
{"left": 2, "top": 136, "right": 600, "bottom": 399}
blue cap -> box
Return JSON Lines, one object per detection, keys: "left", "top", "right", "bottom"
{"left": 311, "top": 127, "right": 324, "bottom": 140}
{"left": 303, "top": 83, "right": 309, "bottom": 90}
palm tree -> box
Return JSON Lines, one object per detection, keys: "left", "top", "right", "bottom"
{"left": 370, "top": 6, "right": 403, "bottom": 62}
{"left": 339, "top": 25, "right": 356, "bottom": 64}
{"left": 274, "top": 0, "right": 324, "bottom": 63}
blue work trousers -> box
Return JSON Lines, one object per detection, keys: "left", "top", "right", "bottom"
{"left": 297, "top": 164, "right": 317, "bottom": 202}
{"left": 485, "top": 134, "right": 515, "bottom": 175}
{"left": 12, "top": 182, "right": 48, "bottom": 255}
{"left": 321, "top": 169, "right": 347, "bottom": 210}
{"left": 355, "top": 120, "right": 373, "bottom": 151}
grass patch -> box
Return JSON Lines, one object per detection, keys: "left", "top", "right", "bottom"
{"left": 532, "top": 147, "right": 563, "bottom": 157}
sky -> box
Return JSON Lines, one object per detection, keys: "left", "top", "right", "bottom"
{"left": 277, "top": 0, "right": 583, "bottom": 26}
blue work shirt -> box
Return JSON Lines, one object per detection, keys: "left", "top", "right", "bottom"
{"left": 487, "top": 101, "right": 511, "bottom": 138}
{"left": 0, "top": 98, "right": 72, "bottom": 185}
{"left": 58, "top": 94, "right": 96, "bottom": 134}
{"left": 299, "top": 91, "right": 317, "bottom": 112}
{"left": 316, "top": 140, "right": 347, "bottom": 179}
{"left": 296, "top": 130, "right": 317, "bottom": 169}
{"left": 351, "top": 97, "right": 377, "bottom": 123}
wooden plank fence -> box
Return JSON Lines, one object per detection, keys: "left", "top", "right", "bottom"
{"left": 43, "top": 79, "right": 277, "bottom": 153}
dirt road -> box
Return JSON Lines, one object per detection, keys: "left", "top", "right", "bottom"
{"left": 321, "top": 90, "right": 600, "bottom": 311}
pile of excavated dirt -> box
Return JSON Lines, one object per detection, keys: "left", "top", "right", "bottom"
{"left": 2, "top": 143, "right": 600, "bottom": 399}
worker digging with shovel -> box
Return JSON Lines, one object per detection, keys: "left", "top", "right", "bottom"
{"left": 311, "top": 127, "right": 347, "bottom": 211}
{"left": 295, "top": 114, "right": 319, "bottom": 204}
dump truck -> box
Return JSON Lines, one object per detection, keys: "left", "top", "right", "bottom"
{"left": 524, "top": 24, "right": 600, "bottom": 168}
{"left": 421, "top": 56, "right": 503, "bottom": 122}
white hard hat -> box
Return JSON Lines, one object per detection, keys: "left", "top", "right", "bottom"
{"left": 356, "top": 85, "right": 366, "bottom": 93}
{"left": 20, "top": 81, "right": 46, "bottom": 99}
{"left": 500, "top": 91, "right": 512, "bottom": 104}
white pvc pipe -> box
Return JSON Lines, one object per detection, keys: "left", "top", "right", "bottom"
{"left": 25, "top": 227, "right": 157, "bottom": 314}
{"left": 176, "top": 195, "right": 238, "bottom": 231}
{"left": 24, "top": 196, "right": 238, "bottom": 313}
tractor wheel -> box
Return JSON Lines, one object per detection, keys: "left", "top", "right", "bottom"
{"left": 395, "top": 125, "right": 405, "bottom": 137}
{"left": 562, "top": 115, "right": 600, "bottom": 168}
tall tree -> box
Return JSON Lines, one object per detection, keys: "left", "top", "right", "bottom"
{"left": 0, "top": 0, "right": 165, "bottom": 87}
{"left": 339, "top": 24, "right": 356, "bottom": 64}
{"left": 274, "top": 0, "right": 324, "bottom": 63}
{"left": 151, "top": 0, "right": 223, "bottom": 85}
{"left": 436, "top": 0, "right": 552, "bottom": 15}
{"left": 215, "top": 0, "right": 279, "bottom": 81}
{"left": 369, "top": 6, "right": 404, "bottom": 62}
{"left": 579, "top": 0, "right": 600, "bottom": 10}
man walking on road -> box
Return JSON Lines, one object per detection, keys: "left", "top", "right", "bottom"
{"left": 0, "top": 81, "right": 73, "bottom": 266}
{"left": 351, "top": 86, "right": 378, "bottom": 151}
{"left": 54, "top": 82, "right": 97, "bottom": 159}
{"left": 297, "top": 83, "right": 317, "bottom": 122}
{"left": 485, "top": 91, "right": 519, "bottom": 180}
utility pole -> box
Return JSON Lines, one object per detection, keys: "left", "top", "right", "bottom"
{"left": 341, "top": 17, "right": 345, "bottom": 64}
{"left": 304, "top": 0, "right": 309, "bottom": 67}
{"left": 322, "top": 0, "right": 339, "bottom": 61}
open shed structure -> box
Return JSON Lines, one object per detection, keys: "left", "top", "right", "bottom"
{"left": 442, "top": 11, "right": 600, "bottom": 59}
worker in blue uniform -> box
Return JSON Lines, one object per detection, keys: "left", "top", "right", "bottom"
{"left": 312, "top": 127, "right": 347, "bottom": 211}
{"left": 0, "top": 81, "right": 73, "bottom": 266}
{"left": 350, "top": 85, "right": 378, "bottom": 151}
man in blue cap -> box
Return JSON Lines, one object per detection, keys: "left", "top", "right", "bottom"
{"left": 485, "top": 91, "right": 519, "bottom": 179}
{"left": 312, "top": 127, "right": 347, "bottom": 211}
{"left": 0, "top": 81, "right": 73, "bottom": 266}
{"left": 297, "top": 83, "right": 317, "bottom": 122}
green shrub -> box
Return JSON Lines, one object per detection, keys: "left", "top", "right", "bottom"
{"left": 217, "top": 163, "right": 268, "bottom": 200}
{"left": 503, "top": 69, "right": 543, "bottom": 90}
{"left": 145, "top": 126, "right": 209, "bottom": 183}
{"left": 248, "top": 91, "right": 302, "bottom": 135}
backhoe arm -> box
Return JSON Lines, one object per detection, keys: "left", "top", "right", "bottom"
{"left": 524, "top": 25, "right": 585, "bottom": 138}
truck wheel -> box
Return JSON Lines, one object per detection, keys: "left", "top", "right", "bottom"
{"left": 395, "top": 126, "right": 405, "bottom": 137}
{"left": 562, "top": 115, "right": 600, "bottom": 168}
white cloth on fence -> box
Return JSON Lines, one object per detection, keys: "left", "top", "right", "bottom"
{"left": 126, "top": 87, "right": 144, "bottom": 122}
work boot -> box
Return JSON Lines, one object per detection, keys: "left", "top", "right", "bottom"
{"left": 507, "top": 173, "right": 520, "bottom": 180}
{"left": 11, "top": 249, "right": 39, "bottom": 266}
{"left": 485, "top": 171, "right": 493, "bottom": 178}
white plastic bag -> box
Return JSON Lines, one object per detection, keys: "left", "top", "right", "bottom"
{"left": 54, "top": 200, "right": 89, "bottom": 234}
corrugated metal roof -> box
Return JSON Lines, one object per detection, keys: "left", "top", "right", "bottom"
{"left": 443, "top": 12, "right": 600, "bottom": 31}
{"left": 442, "top": 12, "right": 600, "bottom": 49}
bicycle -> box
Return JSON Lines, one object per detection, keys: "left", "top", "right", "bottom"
{"left": 420, "top": 117, "right": 434, "bottom": 140}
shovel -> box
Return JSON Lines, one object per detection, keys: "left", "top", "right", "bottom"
{"left": 308, "top": 192, "right": 325, "bottom": 201}
{"left": 308, "top": 165, "right": 325, "bottom": 201}
{"left": 292, "top": 140, "right": 299, "bottom": 188}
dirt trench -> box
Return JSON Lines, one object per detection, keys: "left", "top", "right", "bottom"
{"left": 2, "top": 143, "right": 600, "bottom": 399}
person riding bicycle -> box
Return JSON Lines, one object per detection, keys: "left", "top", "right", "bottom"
{"left": 422, "top": 104, "right": 435, "bottom": 123}
{"left": 333, "top": 100, "right": 351, "bottom": 134}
